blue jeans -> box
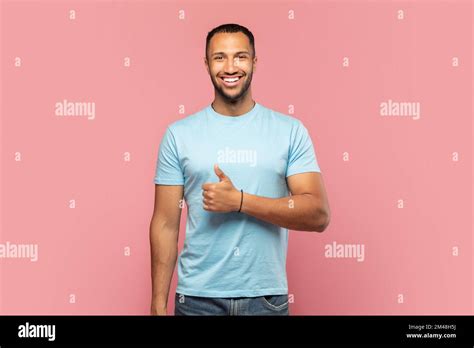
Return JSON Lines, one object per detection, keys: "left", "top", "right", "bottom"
{"left": 174, "top": 292, "right": 290, "bottom": 316}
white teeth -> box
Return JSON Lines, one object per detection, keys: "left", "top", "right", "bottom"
{"left": 223, "top": 77, "right": 240, "bottom": 82}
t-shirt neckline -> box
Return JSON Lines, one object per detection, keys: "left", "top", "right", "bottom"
{"left": 206, "top": 101, "right": 260, "bottom": 123}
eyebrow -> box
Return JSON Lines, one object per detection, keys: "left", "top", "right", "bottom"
{"left": 211, "top": 51, "right": 250, "bottom": 56}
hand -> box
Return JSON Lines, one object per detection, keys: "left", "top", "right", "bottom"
{"left": 201, "top": 164, "right": 241, "bottom": 213}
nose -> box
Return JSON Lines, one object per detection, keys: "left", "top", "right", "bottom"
{"left": 224, "top": 57, "right": 240, "bottom": 73}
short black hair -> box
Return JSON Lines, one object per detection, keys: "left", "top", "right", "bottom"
{"left": 205, "top": 23, "right": 256, "bottom": 60}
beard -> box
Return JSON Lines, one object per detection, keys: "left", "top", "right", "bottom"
{"left": 210, "top": 70, "right": 254, "bottom": 103}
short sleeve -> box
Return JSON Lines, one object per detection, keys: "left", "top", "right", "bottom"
{"left": 154, "top": 127, "right": 185, "bottom": 185}
{"left": 286, "top": 120, "right": 321, "bottom": 177}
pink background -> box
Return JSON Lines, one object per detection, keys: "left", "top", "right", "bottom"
{"left": 0, "top": 0, "right": 472, "bottom": 315}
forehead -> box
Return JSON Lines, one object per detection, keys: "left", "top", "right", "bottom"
{"left": 208, "top": 32, "right": 251, "bottom": 52}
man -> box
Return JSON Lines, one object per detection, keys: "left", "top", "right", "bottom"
{"left": 150, "top": 23, "right": 330, "bottom": 316}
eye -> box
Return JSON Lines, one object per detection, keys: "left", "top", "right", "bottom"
{"left": 238, "top": 55, "right": 247, "bottom": 59}
{"left": 214, "top": 56, "right": 223, "bottom": 60}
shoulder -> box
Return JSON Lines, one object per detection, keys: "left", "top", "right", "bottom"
{"left": 166, "top": 105, "right": 208, "bottom": 134}
{"left": 258, "top": 103, "right": 304, "bottom": 130}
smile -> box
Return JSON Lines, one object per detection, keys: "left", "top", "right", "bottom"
{"left": 220, "top": 76, "right": 243, "bottom": 87}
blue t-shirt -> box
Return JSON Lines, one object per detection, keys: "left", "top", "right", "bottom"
{"left": 154, "top": 101, "right": 321, "bottom": 298}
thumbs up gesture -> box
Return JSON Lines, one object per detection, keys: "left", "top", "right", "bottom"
{"left": 201, "top": 164, "right": 241, "bottom": 213}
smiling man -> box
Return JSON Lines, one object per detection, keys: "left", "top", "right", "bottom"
{"left": 150, "top": 23, "right": 331, "bottom": 316}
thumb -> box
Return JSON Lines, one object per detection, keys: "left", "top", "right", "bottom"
{"left": 214, "top": 164, "right": 228, "bottom": 182}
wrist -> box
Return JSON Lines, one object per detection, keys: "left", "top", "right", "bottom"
{"left": 236, "top": 189, "right": 244, "bottom": 212}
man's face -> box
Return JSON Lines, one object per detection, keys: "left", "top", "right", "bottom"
{"left": 205, "top": 32, "right": 257, "bottom": 102}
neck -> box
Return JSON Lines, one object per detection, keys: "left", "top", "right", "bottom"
{"left": 211, "top": 93, "right": 255, "bottom": 117}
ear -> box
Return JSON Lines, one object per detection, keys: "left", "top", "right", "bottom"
{"left": 204, "top": 57, "right": 209, "bottom": 74}
{"left": 253, "top": 55, "right": 257, "bottom": 72}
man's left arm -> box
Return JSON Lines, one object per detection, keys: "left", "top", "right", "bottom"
{"left": 239, "top": 172, "right": 331, "bottom": 232}
{"left": 202, "top": 165, "right": 330, "bottom": 232}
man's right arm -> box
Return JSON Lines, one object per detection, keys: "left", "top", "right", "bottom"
{"left": 149, "top": 184, "right": 184, "bottom": 315}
